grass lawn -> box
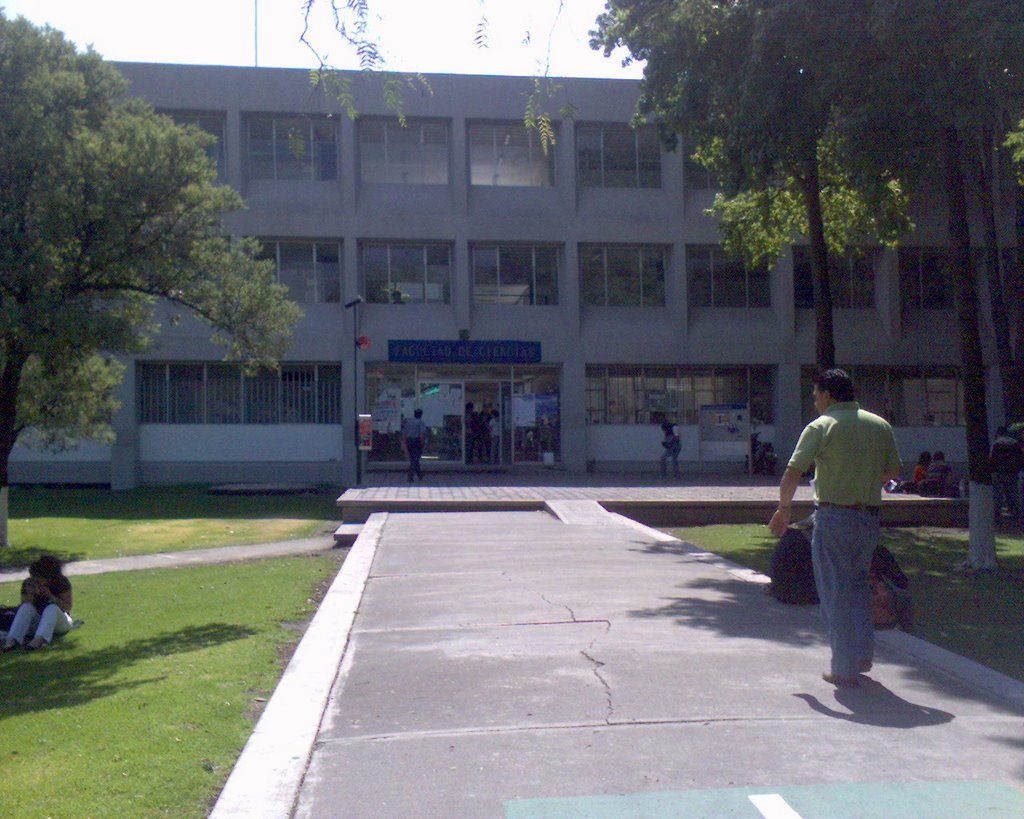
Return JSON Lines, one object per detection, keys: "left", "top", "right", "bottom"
{"left": 0, "top": 553, "right": 343, "bottom": 818}
{"left": 2, "top": 485, "right": 344, "bottom": 568}
{"left": 667, "top": 524, "right": 1024, "bottom": 683}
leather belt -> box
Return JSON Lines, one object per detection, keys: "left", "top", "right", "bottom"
{"left": 816, "top": 501, "right": 880, "bottom": 515}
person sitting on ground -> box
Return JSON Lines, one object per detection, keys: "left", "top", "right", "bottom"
{"left": 1, "top": 554, "right": 73, "bottom": 652}
{"left": 911, "top": 451, "right": 932, "bottom": 486}
{"left": 918, "top": 451, "right": 953, "bottom": 496}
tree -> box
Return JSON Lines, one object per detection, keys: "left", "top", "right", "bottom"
{"left": 850, "top": 0, "right": 1024, "bottom": 570}
{"left": 592, "top": 0, "right": 909, "bottom": 371}
{"left": 0, "top": 15, "right": 302, "bottom": 546}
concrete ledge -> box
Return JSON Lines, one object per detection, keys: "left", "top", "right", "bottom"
{"left": 209, "top": 513, "right": 387, "bottom": 819}
{"left": 332, "top": 523, "right": 363, "bottom": 546}
{"left": 340, "top": 498, "right": 546, "bottom": 523}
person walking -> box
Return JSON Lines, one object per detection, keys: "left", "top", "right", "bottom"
{"left": 659, "top": 421, "right": 681, "bottom": 478}
{"left": 402, "top": 408, "right": 425, "bottom": 482}
{"left": 769, "top": 369, "right": 902, "bottom": 688}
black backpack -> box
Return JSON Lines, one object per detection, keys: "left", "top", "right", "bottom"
{"left": 769, "top": 529, "right": 819, "bottom": 604}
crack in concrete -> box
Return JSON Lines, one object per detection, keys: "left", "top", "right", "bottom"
{"left": 539, "top": 593, "right": 614, "bottom": 721}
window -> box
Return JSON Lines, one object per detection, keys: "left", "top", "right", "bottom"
{"left": 257, "top": 241, "right": 341, "bottom": 303}
{"left": 246, "top": 115, "right": 336, "bottom": 181}
{"left": 799, "top": 366, "right": 964, "bottom": 426}
{"left": 168, "top": 111, "right": 227, "bottom": 179}
{"left": 137, "top": 363, "right": 342, "bottom": 424}
{"left": 684, "top": 154, "right": 719, "bottom": 191}
{"left": 359, "top": 119, "right": 449, "bottom": 184}
{"left": 687, "top": 245, "right": 770, "bottom": 308}
{"left": 580, "top": 245, "right": 666, "bottom": 307}
{"left": 472, "top": 245, "right": 558, "bottom": 304}
{"left": 793, "top": 246, "right": 876, "bottom": 309}
{"left": 898, "top": 247, "right": 954, "bottom": 310}
{"left": 577, "top": 124, "right": 661, "bottom": 188}
{"left": 469, "top": 122, "right": 553, "bottom": 186}
{"left": 585, "top": 366, "right": 774, "bottom": 425}
{"left": 363, "top": 242, "right": 452, "bottom": 303}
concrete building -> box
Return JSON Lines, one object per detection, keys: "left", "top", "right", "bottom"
{"left": 11, "top": 63, "right": 1006, "bottom": 487}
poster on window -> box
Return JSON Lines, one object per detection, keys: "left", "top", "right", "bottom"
{"left": 373, "top": 387, "right": 402, "bottom": 433}
{"left": 513, "top": 394, "right": 536, "bottom": 427}
{"left": 698, "top": 404, "right": 748, "bottom": 442}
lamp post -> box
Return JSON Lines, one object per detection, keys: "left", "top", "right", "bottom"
{"left": 344, "top": 296, "right": 364, "bottom": 485}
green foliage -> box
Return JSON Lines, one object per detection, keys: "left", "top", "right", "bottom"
{"left": 0, "top": 555, "right": 343, "bottom": 817}
{"left": 1, "top": 485, "right": 342, "bottom": 567}
{"left": 669, "top": 524, "right": 1024, "bottom": 682}
{"left": 14, "top": 354, "right": 124, "bottom": 449}
{"left": 0, "top": 14, "right": 301, "bottom": 493}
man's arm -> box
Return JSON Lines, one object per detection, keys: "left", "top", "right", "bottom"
{"left": 768, "top": 466, "right": 803, "bottom": 536}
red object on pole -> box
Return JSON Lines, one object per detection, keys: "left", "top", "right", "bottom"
{"left": 356, "top": 335, "right": 371, "bottom": 350}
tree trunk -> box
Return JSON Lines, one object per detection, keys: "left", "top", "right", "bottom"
{"left": 0, "top": 350, "right": 28, "bottom": 548}
{"left": 973, "top": 123, "right": 1019, "bottom": 423}
{"left": 801, "top": 160, "right": 836, "bottom": 370}
{"left": 943, "top": 124, "right": 996, "bottom": 570}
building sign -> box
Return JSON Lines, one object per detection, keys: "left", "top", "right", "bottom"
{"left": 388, "top": 339, "right": 541, "bottom": 364}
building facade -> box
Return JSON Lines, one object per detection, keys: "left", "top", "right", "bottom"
{"left": 11, "top": 63, "right": 1008, "bottom": 487}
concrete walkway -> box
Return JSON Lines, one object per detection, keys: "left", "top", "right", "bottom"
{"left": 212, "top": 503, "right": 1024, "bottom": 819}
{"left": 0, "top": 534, "right": 339, "bottom": 583}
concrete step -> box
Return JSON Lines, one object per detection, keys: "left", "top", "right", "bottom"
{"left": 333, "top": 523, "right": 364, "bottom": 547}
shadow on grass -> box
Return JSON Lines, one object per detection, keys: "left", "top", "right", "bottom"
{"left": 9, "top": 485, "right": 344, "bottom": 523}
{"left": 0, "top": 622, "right": 256, "bottom": 721}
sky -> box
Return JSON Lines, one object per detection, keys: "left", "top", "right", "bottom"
{"left": 0, "top": 0, "right": 644, "bottom": 80}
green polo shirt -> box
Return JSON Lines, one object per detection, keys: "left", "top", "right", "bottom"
{"left": 788, "top": 401, "right": 902, "bottom": 506}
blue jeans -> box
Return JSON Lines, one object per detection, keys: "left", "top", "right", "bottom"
{"left": 811, "top": 505, "right": 879, "bottom": 678}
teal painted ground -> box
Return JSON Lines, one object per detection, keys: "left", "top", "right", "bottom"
{"left": 506, "top": 781, "right": 1024, "bottom": 818}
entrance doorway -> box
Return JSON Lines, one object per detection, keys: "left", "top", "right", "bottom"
{"left": 367, "top": 364, "right": 560, "bottom": 466}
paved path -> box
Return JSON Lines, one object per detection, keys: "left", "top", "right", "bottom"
{"left": 212, "top": 503, "right": 1024, "bottom": 819}
{"left": 0, "top": 534, "right": 339, "bottom": 583}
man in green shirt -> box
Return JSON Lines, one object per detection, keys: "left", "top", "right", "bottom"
{"left": 769, "top": 369, "right": 902, "bottom": 687}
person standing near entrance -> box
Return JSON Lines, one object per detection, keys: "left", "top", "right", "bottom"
{"left": 769, "top": 369, "right": 902, "bottom": 688}
{"left": 402, "top": 408, "right": 425, "bottom": 482}
{"left": 488, "top": 409, "right": 501, "bottom": 464}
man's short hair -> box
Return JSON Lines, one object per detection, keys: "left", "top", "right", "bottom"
{"left": 413, "top": 408, "right": 423, "bottom": 418}
{"left": 813, "top": 368, "right": 855, "bottom": 402}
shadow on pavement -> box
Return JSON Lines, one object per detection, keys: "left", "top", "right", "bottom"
{"left": 793, "top": 679, "right": 955, "bottom": 728}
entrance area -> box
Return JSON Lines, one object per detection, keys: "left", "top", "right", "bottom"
{"left": 366, "top": 364, "right": 560, "bottom": 466}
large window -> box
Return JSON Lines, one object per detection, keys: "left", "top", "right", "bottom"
{"left": 472, "top": 245, "right": 558, "bottom": 304}
{"left": 586, "top": 366, "right": 774, "bottom": 426}
{"left": 359, "top": 119, "right": 449, "bottom": 184}
{"left": 580, "top": 245, "right": 666, "bottom": 307}
{"left": 898, "top": 247, "right": 954, "bottom": 310}
{"left": 246, "top": 115, "right": 337, "bottom": 181}
{"left": 793, "top": 246, "right": 876, "bottom": 309}
{"left": 469, "top": 122, "right": 553, "bottom": 186}
{"left": 167, "top": 111, "right": 226, "bottom": 179}
{"left": 800, "top": 366, "right": 964, "bottom": 426}
{"left": 258, "top": 241, "right": 341, "bottom": 303}
{"left": 138, "top": 363, "right": 341, "bottom": 424}
{"left": 362, "top": 242, "right": 452, "bottom": 304}
{"left": 684, "top": 154, "right": 719, "bottom": 191}
{"left": 577, "top": 124, "right": 661, "bottom": 188}
{"left": 687, "top": 245, "right": 770, "bottom": 308}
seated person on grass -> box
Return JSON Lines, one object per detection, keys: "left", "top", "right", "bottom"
{"left": 1, "top": 555, "right": 73, "bottom": 652}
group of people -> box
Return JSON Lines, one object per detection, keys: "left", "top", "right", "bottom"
{"left": 899, "top": 427, "right": 1024, "bottom": 524}
{"left": 400, "top": 402, "right": 503, "bottom": 483}
{"left": 464, "top": 402, "right": 501, "bottom": 465}
{"left": 1, "top": 554, "right": 73, "bottom": 653}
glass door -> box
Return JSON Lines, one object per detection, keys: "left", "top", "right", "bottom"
{"left": 418, "top": 381, "right": 464, "bottom": 462}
